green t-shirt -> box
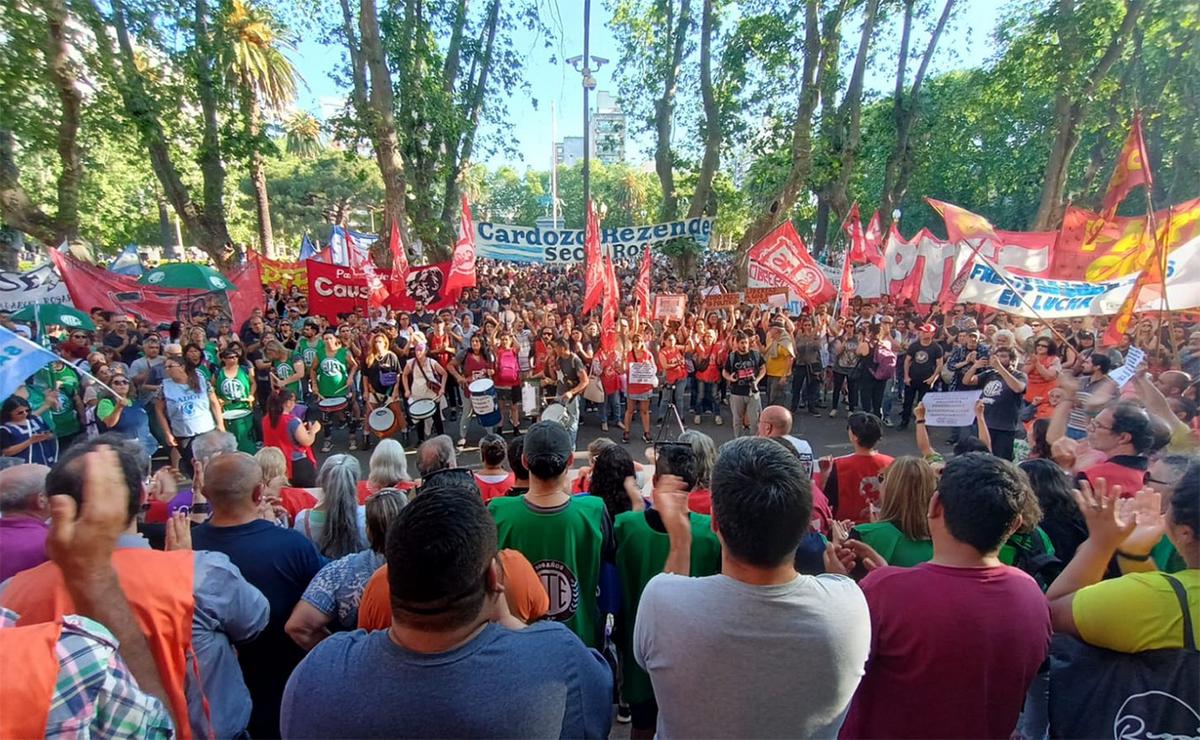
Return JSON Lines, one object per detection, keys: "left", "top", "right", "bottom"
{"left": 316, "top": 346, "right": 350, "bottom": 398}
{"left": 215, "top": 366, "right": 253, "bottom": 410}
{"left": 297, "top": 339, "right": 321, "bottom": 369}
{"left": 37, "top": 364, "right": 82, "bottom": 437}
{"left": 489, "top": 495, "right": 606, "bottom": 649}
{"left": 275, "top": 355, "right": 303, "bottom": 397}
{"left": 614, "top": 510, "right": 722, "bottom": 704}
{"left": 852, "top": 521, "right": 934, "bottom": 568}
{"left": 1152, "top": 535, "right": 1188, "bottom": 574}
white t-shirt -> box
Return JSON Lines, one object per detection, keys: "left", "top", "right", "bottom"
{"left": 635, "top": 573, "right": 870, "bottom": 738}
{"left": 781, "top": 434, "right": 815, "bottom": 477}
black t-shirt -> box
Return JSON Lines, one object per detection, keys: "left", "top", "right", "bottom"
{"left": 905, "top": 340, "right": 944, "bottom": 383}
{"left": 974, "top": 368, "right": 1027, "bottom": 431}
{"left": 104, "top": 331, "right": 142, "bottom": 366}
{"left": 365, "top": 352, "right": 401, "bottom": 393}
{"left": 724, "top": 350, "right": 764, "bottom": 396}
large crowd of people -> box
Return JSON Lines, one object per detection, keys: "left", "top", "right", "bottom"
{"left": 0, "top": 253, "right": 1197, "bottom": 738}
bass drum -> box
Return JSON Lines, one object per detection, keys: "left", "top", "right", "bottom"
{"left": 367, "top": 403, "right": 403, "bottom": 437}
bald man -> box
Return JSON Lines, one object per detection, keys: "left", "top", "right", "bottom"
{"left": 757, "top": 405, "right": 815, "bottom": 476}
{"left": 191, "top": 453, "right": 324, "bottom": 738}
{"left": 0, "top": 463, "right": 51, "bottom": 581}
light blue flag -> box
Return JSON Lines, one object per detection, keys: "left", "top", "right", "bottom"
{"left": 299, "top": 234, "right": 318, "bottom": 261}
{"left": 0, "top": 325, "right": 61, "bottom": 401}
{"left": 108, "top": 244, "right": 143, "bottom": 276}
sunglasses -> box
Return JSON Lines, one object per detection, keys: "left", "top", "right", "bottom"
{"left": 112, "top": 378, "right": 130, "bottom": 385}
{"left": 71, "top": 334, "right": 87, "bottom": 339}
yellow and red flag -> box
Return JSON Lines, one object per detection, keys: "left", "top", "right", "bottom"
{"left": 1100, "top": 113, "right": 1153, "bottom": 219}
{"left": 1103, "top": 212, "right": 1170, "bottom": 346}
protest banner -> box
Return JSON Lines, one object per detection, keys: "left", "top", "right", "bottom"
{"left": 49, "top": 251, "right": 227, "bottom": 325}
{"left": 653, "top": 294, "right": 687, "bottom": 321}
{"left": 744, "top": 287, "right": 788, "bottom": 305}
{"left": 1051, "top": 197, "right": 1200, "bottom": 281}
{"left": 747, "top": 222, "right": 837, "bottom": 306}
{"left": 251, "top": 252, "right": 307, "bottom": 290}
{"left": 1107, "top": 347, "right": 1147, "bottom": 389}
{"left": 226, "top": 260, "right": 267, "bottom": 329}
{"left": 474, "top": 216, "right": 714, "bottom": 264}
{"left": 306, "top": 259, "right": 458, "bottom": 320}
{"left": 921, "top": 390, "right": 983, "bottom": 427}
{"left": 703, "top": 292, "right": 741, "bottom": 310}
{"left": 956, "top": 234, "right": 1200, "bottom": 319}
{"left": 0, "top": 265, "right": 71, "bottom": 312}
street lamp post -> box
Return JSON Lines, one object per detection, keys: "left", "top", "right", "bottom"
{"left": 568, "top": 0, "right": 607, "bottom": 220}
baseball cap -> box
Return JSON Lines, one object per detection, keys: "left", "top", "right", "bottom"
{"left": 919, "top": 323, "right": 937, "bottom": 332}
{"left": 524, "top": 420, "right": 573, "bottom": 466}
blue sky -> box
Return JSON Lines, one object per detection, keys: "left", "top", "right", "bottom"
{"left": 291, "top": 0, "right": 1006, "bottom": 171}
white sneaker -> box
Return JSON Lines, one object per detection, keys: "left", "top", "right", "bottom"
{"left": 829, "top": 409, "right": 837, "bottom": 418}
{"left": 693, "top": 414, "right": 702, "bottom": 425}
{"left": 715, "top": 415, "right": 724, "bottom": 426}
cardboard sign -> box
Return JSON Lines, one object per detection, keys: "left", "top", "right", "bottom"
{"left": 921, "top": 390, "right": 983, "bottom": 427}
{"left": 745, "top": 286, "right": 788, "bottom": 305}
{"left": 653, "top": 294, "right": 687, "bottom": 321}
{"left": 703, "top": 292, "right": 741, "bottom": 310}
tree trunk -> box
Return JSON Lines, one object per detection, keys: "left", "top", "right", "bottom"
{"left": 243, "top": 89, "right": 275, "bottom": 258}
{"left": 654, "top": 0, "right": 692, "bottom": 222}
{"left": 91, "top": 0, "right": 234, "bottom": 267}
{"left": 879, "top": 0, "right": 954, "bottom": 235}
{"left": 826, "top": 0, "right": 880, "bottom": 223}
{"left": 687, "top": 0, "right": 719, "bottom": 220}
{"left": 358, "top": 0, "right": 413, "bottom": 249}
{"left": 813, "top": 196, "right": 831, "bottom": 255}
{"left": 192, "top": 0, "right": 232, "bottom": 262}
{"left": 1030, "top": 0, "right": 1145, "bottom": 230}
{"left": 0, "top": 0, "right": 83, "bottom": 247}
{"left": 734, "top": 0, "right": 840, "bottom": 285}
{"left": 438, "top": 0, "right": 501, "bottom": 240}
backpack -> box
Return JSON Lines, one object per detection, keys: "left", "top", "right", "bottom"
{"left": 497, "top": 351, "right": 520, "bottom": 385}
{"left": 871, "top": 343, "right": 897, "bottom": 381}
{"left": 1007, "top": 530, "right": 1063, "bottom": 592}
{"left": 1049, "top": 573, "right": 1199, "bottom": 739}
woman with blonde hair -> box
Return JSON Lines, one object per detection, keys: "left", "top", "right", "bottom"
{"left": 850, "top": 456, "right": 936, "bottom": 567}
{"left": 356, "top": 438, "right": 416, "bottom": 504}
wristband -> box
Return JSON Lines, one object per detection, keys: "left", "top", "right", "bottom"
{"left": 1116, "top": 549, "right": 1151, "bottom": 562}
{"left": 916, "top": 420, "right": 925, "bottom": 425}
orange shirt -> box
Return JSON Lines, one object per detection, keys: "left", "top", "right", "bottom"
{"left": 357, "top": 549, "right": 549, "bottom": 630}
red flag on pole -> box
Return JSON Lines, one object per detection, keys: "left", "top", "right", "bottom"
{"left": 346, "top": 229, "right": 389, "bottom": 308}
{"left": 446, "top": 195, "right": 478, "bottom": 292}
{"left": 860, "top": 209, "right": 886, "bottom": 270}
{"left": 601, "top": 254, "right": 619, "bottom": 351}
{"left": 927, "top": 198, "right": 1000, "bottom": 310}
{"left": 634, "top": 246, "right": 652, "bottom": 320}
{"left": 837, "top": 254, "right": 855, "bottom": 319}
{"left": 1100, "top": 112, "right": 1154, "bottom": 219}
{"left": 388, "top": 218, "right": 409, "bottom": 295}
{"left": 1103, "top": 215, "right": 1167, "bottom": 346}
{"left": 582, "top": 200, "right": 605, "bottom": 314}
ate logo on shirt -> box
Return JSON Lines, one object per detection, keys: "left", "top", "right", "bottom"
{"left": 220, "top": 378, "right": 246, "bottom": 400}
{"left": 982, "top": 379, "right": 1004, "bottom": 399}
{"left": 320, "top": 359, "right": 345, "bottom": 379}
{"left": 534, "top": 559, "right": 579, "bottom": 622}
{"left": 913, "top": 350, "right": 930, "bottom": 365}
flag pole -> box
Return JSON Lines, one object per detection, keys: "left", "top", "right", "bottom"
{"left": 968, "top": 251, "right": 1075, "bottom": 351}
{"left": 1141, "top": 175, "right": 1171, "bottom": 354}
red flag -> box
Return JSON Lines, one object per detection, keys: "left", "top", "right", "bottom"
{"left": 746, "top": 221, "right": 837, "bottom": 305}
{"left": 1100, "top": 113, "right": 1154, "bottom": 219}
{"left": 927, "top": 198, "right": 1000, "bottom": 310}
{"left": 446, "top": 195, "right": 478, "bottom": 292}
{"left": 582, "top": 200, "right": 605, "bottom": 314}
{"left": 388, "top": 218, "right": 410, "bottom": 295}
{"left": 634, "top": 247, "right": 652, "bottom": 320}
{"left": 350, "top": 230, "right": 389, "bottom": 308}
{"left": 862, "top": 210, "right": 886, "bottom": 269}
{"left": 601, "top": 254, "right": 619, "bottom": 351}
{"left": 837, "top": 254, "right": 855, "bottom": 319}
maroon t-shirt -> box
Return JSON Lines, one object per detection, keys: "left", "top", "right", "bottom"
{"left": 841, "top": 563, "right": 1051, "bottom": 739}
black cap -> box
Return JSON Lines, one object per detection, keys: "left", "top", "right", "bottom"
{"left": 523, "top": 420, "right": 573, "bottom": 465}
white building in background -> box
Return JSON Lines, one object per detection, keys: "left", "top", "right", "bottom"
{"left": 591, "top": 91, "right": 626, "bottom": 165}
{"left": 555, "top": 137, "right": 586, "bottom": 167}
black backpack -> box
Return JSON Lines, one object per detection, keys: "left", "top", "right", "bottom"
{"left": 1049, "top": 573, "right": 1200, "bottom": 739}
{"left": 1007, "top": 530, "right": 1064, "bottom": 591}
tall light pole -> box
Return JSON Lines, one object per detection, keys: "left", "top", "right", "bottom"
{"left": 568, "top": 0, "right": 606, "bottom": 221}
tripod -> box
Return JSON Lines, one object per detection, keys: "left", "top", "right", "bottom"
{"left": 654, "top": 401, "right": 688, "bottom": 443}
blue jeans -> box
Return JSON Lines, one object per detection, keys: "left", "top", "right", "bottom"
{"left": 693, "top": 382, "right": 717, "bottom": 416}
{"left": 601, "top": 392, "right": 623, "bottom": 424}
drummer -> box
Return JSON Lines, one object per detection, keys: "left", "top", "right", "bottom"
{"left": 401, "top": 341, "right": 448, "bottom": 443}
{"left": 214, "top": 346, "right": 257, "bottom": 453}
{"left": 312, "top": 328, "right": 358, "bottom": 454}
{"left": 268, "top": 340, "right": 306, "bottom": 402}
{"left": 363, "top": 331, "right": 405, "bottom": 446}
{"left": 450, "top": 334, "right": 497, "bottom": 450}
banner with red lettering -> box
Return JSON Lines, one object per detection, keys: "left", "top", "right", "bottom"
{"left": 306, "top": 259, "right": 458, "bottom": 320}
{"left": 50, "top": 251, "right": 228, "bottom": 325}
{"left": 747, "top": 221, "right": 837, "bottom": 306}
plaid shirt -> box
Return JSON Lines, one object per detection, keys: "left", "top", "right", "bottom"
{"left": 1, "top": 608, "right": 174, "bottom": 738}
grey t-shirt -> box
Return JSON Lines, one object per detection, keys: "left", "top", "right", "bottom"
{"left": 635, "top": 572, "right": 870, "bottom": 739}
{"left": 281, "top": 622, "right": 613, "bottom": 738}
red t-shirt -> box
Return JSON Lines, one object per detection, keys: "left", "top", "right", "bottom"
{"left": 355, "top": 479, "right": 418, "bottom": 505}
{"left": 827, "top": 452, "right": 894, "bottom": 523}
{"left": 475, "top": 471, "right": 515, "bottom": 502}
{"left": 687, "top": 488, "right": 712, "bottom": 515}
{"left": 659, "top": 346, "right": 686, "bottom": 384}
{"left": 626, "top": 349, "right": 656, "bottom": 396}
{"left": 840, "top": 563, "right": 1051, "bottom": 739}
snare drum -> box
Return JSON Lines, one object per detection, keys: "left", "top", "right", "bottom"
{"left": 521, "top": 382, "right": 540, "bottom": 418}
{"left": 318, "top": 396, "right": 348, "bottom": 414}
{"left": 222, "top": 408, "right": 252, "bottom": 421}
{"left": 468, "top": 379, "right": 502, "bottom": 427}
{"left": 408, "top": 398, "right": 437, "bottom": 421}
{"left": 541, "top": 403, "right": 569, "bottom": 426}
{"left": 367, "top": 403, "right": 402, "bottom": 437}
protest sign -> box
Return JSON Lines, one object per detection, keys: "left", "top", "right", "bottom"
{"left": 0, "top": 265, "right": 70, "bottom": 312}
{"left": 921, "top": 390, "right": 983, "bottom": 427}
{"left": 251, "top": 252, "right": 307, "bottom": 290}
{"left": 1107, "top": 346, "right": 1146, "bottom": 389}
{"left": 653, "top": 294, "right": 687, "bottom": 321}
{"left": 744, "top": 287, "right": 788, "bottom": 305}
{"left": 956, "top": 234, "right": 1200, "bottom": 318}
{"left": 306, "top": 259, "right": 457, "bottom": 320}
{"left": 629, "top": 361, "right": 658, "bottom": 386}
{"left": 475, "top": 216, "right": 714, "bottom": 264}
{"left": 703, "top": 292, "right": 741, "bottom": 310}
